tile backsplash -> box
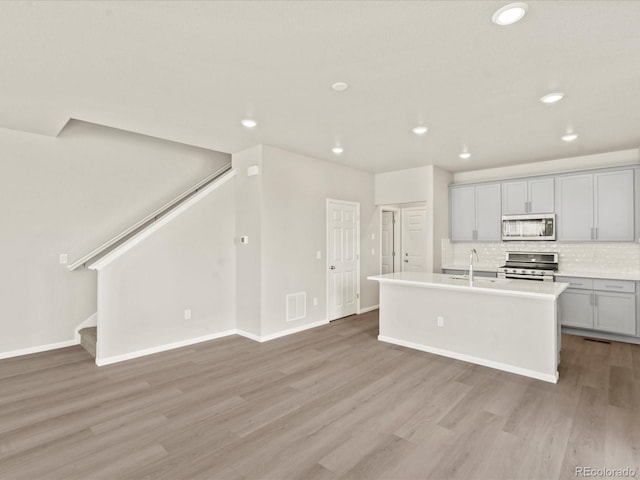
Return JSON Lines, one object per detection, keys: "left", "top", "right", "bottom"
{"left": 441, "top": 239, "right": 640, "bottom": 274}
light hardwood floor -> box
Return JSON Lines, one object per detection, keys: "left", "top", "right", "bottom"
{"left": 1, "top": 311, "right": 639, "bottom": 479}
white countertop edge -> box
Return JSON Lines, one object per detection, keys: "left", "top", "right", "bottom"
{"left": 555, "top": 271, "right": 640, "bottom": 281}
{"left": 368, "top": 275, "right": 568, "bottom": 300}
{"left": 442, "top": 265, "right": 640, "bottom": 282}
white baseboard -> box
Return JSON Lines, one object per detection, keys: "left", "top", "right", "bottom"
{"left": 0, "top": 339, "right": 79, "bottom": 361}
{"left": 235, "top": 330, "right": 262, "bottom": 342}
{"left": 358, "top": 304, "right": 379, "bottom": 314}
{"left": 97, "top": 320, "right": 331, "bottom": 366}
{"left": 378, "top": 335, "right": 558, "bottom": 384}
{"left": 236, "top": 319, "right": 329, "bottom": 343}
{"left": 259, "top": 319, "right": 328, "bottom": 342}
{"left": 96, "top": 329, "right": 237, "bottom": 366}
{"left": 75, "top": 312, "right": 98, "bottom": 343}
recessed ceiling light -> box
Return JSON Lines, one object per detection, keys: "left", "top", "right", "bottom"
{"left": 331, "top": 82, "right": 349, "bottom": 92}
{"left": 412, "top": 126, "right": 428, "bottom": 135}
{"left": 241, "top": 118, "right": 257, "bottom": 128}
{"left": 332, "top": 146, "right": 344, "bottom": 154}
{"left": 561, "top": 133, "right": 578, "bottom": 142}
{"left": 540, "top": 92, "right": 565, "bottom": 104}
{"left": 459, "top": 152, "right": 471, "bottom": 160}
{"left": 492, "top": 2, "right": 528, "bottom": 26}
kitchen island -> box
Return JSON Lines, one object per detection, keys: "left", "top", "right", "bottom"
{"left": 368, "top": 272, "right": 569, "bottom": 383}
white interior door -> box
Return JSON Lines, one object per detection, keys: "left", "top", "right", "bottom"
{"left": 327, "top": 200, "right": 359, "bottom": 320}
{"left": 402, "top": 207, "right": 428, "bottom": 272}
{"left": 381, "top": 210, "right": 395, "bottom": 274}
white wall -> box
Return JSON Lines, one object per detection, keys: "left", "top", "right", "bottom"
{"left": 0, "top": 120, "right": 230, "bottom": 355}
{"left": 233, "top": 146, "right": 263, "bottom": 337}
{"left": 261, "top": 146, "right": 379, "bottom": 336}
{"left": 453, "top": 149, "right": 639, "bottom": 184}
{"left": 96, "top": 179, "right": 236, "bottom": 361}
{"left": 374, "top": 164, "right": 452, "bottom": 274}
{"left": 231, "top": 145, "right": 379, "bottom": 339}
{"left": 429, "top": 165, "right": 453, "bottom": 273}
{"left": 374, "top": 166, "right": 430, "bottom": 205}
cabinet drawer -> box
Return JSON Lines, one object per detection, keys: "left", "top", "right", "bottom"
{"left": 555, "top": 277, "right": 593, "bottom": 290}
{"left": 593, "top": 279, "right": 635, "bottom": 293}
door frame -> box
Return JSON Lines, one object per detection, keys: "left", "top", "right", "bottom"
{"left": 401, "top": 206, "right": 428, "bottom": 272}
{"left": 326, "top": 198, "right": 361, "bottom": 321}
{"left": 379, "top": 207, "right": 401, "bottom": 274}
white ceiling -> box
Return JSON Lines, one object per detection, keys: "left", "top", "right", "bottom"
{"left": 1, "top": 1, "right": 639, "bottom": 173}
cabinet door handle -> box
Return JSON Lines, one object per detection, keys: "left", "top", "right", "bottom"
{"left": 605, "top": 285, "right": 624, "bottom": 289}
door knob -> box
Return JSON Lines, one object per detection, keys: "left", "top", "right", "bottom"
{"left": 330, "top": 265, "right": 336, "bottom": 270}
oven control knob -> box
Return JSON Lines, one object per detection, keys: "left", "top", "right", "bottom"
{"left": 520, "top": 270, "right": 526, "bottom": 274}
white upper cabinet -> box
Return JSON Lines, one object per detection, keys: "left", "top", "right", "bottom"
{"left": 450, "top": 185, "right": 475, "bottom": 241}
{"left": 594, "top": 170, "right": 635, "bottom": 241}
{"left": 475, "top": 184, "right": 501, "bottom": 241}
{"left": 556, "top": 174, "right": 594, "bottom": 241}
{"left": 556, "top": 169, "right": 634, "bottom": 241}
{"left": 502, "top": 178, "right": 554, "bottom": 215}
{"left": 450, "top": 183, "right": 501, "bottom": 242}
{"left": 501, "top": 181, "right": 527, "bottom": 215}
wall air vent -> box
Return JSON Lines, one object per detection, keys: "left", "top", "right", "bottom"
{"left": 286, "top": 292, "right": 306, "bottom": 322}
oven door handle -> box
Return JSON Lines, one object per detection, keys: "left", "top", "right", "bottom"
{"left": 503, "top": 273, "right": 548, "bottom": 281}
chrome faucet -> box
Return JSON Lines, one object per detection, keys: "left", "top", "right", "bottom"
{"left": 469, "top": 248, "right": 479, "bottom": 283}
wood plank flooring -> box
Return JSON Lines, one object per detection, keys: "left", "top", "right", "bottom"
{"left": 1, "top": 311, "right": 639, "bottom": 479}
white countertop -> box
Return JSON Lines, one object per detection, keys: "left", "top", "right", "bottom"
{"left": 442, "top": 264, "right": 640, "bottom": 282}
{"left": 555, "top": 270, "right": 640, "bottom": 281}
{"left": 368, "top": 272, "right": 569, "bottom": 300}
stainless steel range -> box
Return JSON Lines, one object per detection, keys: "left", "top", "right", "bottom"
{"left": 497, "top": 251, "right": 558, "bottom": 282}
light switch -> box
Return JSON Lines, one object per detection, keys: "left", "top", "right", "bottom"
{"left": 371, "top": 248, "right": 375, "bottom": 256}
{"left": 59, "top": 254, "right": 68, "bottom": 265}
{"left": 371, "top": 233, "right": 375, "bottom": 240}
{"left": 316, "top": 250, "right": 322, "bottom": 260}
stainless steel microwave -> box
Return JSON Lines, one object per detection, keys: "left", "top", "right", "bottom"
{"left": 502, "top": 214, "right": 555, "bottom": 241}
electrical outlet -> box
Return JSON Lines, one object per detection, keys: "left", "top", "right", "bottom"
{"left": 184, "top": 309, "right": 192, "bottom": 320}
{"left": 437, "top": 316, "right": 444, "bottom": 327}
{"left": 371, "top": 248, "right": 375, "bottom": 256}
{"left": 313, "top": 297, "right": 318, "bottom": 306}
{"left": 316, "top": 251, "right": 322, "bottom": 260}
{"left": 59, "top": 254, "right": 68, "bottom": 265}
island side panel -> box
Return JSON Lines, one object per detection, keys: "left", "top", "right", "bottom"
{"left": 378, "top": 282, "right": 558, "bottom": 383}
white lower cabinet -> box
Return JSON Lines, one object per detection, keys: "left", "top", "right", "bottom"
{"left": 594, "top": 291, "right": 636, "bottom": 336}
{"left": 558, "top": 276, "right": 637, "bottom": 337}
{"left": 559, "top": 289, "right": 594, "bottom": 329}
